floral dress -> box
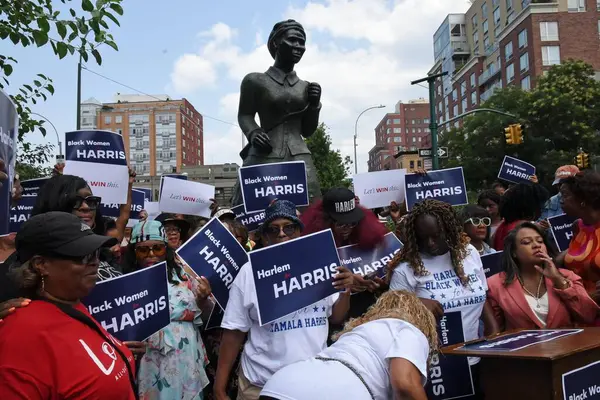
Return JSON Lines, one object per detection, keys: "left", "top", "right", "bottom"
{"left": 138, "top": 272, "right": 210, "bottom": 400}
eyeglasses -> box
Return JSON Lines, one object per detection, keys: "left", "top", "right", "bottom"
{"left": 135, "top": 243, "right": 167, "bottom": 258}
{"left": 334, "top": 222, "right": 358, "bottom": 230}
{"left": 264, "top": 224, "right": 299, "bottom": 237}
{"left": 165, "top": 226, "right": 181, "bottom": 234}
{"left": 72, "top": 195, "right": 102, "bottom": 211}
{"left": 466, "top": 217, "right": 492, "bottom": 227}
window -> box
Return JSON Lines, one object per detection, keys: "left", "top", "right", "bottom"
{"left": 506, "top": 0, "right": 513, "bottom": 10}
{"left": 460, "top": 81, "right": 467, "bottom": 95}
{"left": 410, "top": 160, "right": 415, "bottom": 169}
{"left": 417, "top": 128, "right": 422, "bottom": 133}
{"left": 393, "top": 128, "right": 401, "bottom": 133}
{"left": 493, "top": 7, "right": 501, "bottom": 24}
{"left": 482, "top": 2, "right": 488, "bottom": 16}
{"left": 540, "top": 22, "right": 559, "bottom": 41}
{"left": 505, "top": 42, "right": 513, "bottom": 59}
{"left": 484, "top": 36, "right": 490, "bottom": 49}
{"left": 568, "top": 0, "right": 585, "bottom": 11}
{"left": 418, "top": 137, "right": 422, "bottom": 142}
{"left": 411, "top": 119, "right": 416, "bottom": 124}
{"left": 423, "top": 118, "right": 430, "bottom": 123}
{"left": 453, "top": 105, "right": 458, "bottom": 116}
{"left": 393, "top": 137, "right": 402, "bottom": 143}
{"left": 494, "top": 24, "right": 502, "bottom": 39}
{"left": 412, "top": 137, "right": 417, "bottom": 143}
{"left": 115, "top": 116, "right": 122, "bottom": 124}
{"left": 104, "top": 116, "right": 111, "bottom": 124}
{"left": 473, "top": 30, "right": 479, "bottom": 45}
{"left": 506, "top": 63, "right": 515, "bottom": 82}
{"left": 412, "top": 128, "right": 416, "bottom": 133}
{"left": 483, "top": 20, "right": 489, "bottom": 34}
{"left": 507, "top": 12, "right": 515, "bottom": 24}
{"left": 386, "top": 128, "right": 391, "bottom": 134}
{"left": 518, "top": 29, "right": 527, "bottom": 48}
{"left": 470, "top": 73, "right": 476, "bottom": 87}
{"left": 521, "top": 76, "right": 531, "bottom": 91}
{"left": 520, "top": 52, "right": 529, "bottom": 71}
{"left": 386, "top": 119, "right": 392, "bottom": 124}
{"left": 471, "top": 92, "right": 477, "bottom": 106}
{"left": 393, "top": 118, "right": 401, "bottom": 124}
{"left": 542, "top": 46, "right": 561, "bottom": 65}
{"left": 452, "top": 89, "right": 457, "bottom": 101}
{"left": 472, "top": 14, "right": 478, "bottom": 28}
{"left": 462, "top": 98, "right": 468, "bottom": 112}
{"left": 387, "top": 137, "right": 391, "bottom": 143}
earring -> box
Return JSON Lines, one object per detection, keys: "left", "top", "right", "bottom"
{"left": 41, "top": 276, "right": 45, "bottom": 292}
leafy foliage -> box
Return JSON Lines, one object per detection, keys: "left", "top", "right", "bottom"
{"left": 15, "top": 142, "right": 54, "bottom": 180}
{"left": 440, "top": 60, "right": 600, "bottom": 190}
{"left": 305, "top": 123, "right": 353, "bottom": 192}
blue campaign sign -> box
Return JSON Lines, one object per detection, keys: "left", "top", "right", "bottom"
{"left": 481, "top": 251, "right": 503, "bottom": 279}
{"left": 338, "top": 232, "right": 402, "bottom": 278}
{"left": 101, "top": 189, "right": 145, "bottom": 219}
{"left": 562, "top": 360, "right": 600, "bottom": 400}
{"left": 497, "top": 155, "right": 536, "bottom": 184}
{"left": 83, "top": 262, "right": 171, "bottom": 342}
{"left": 0, "top": 89, "right": 18, "bottom": 236}
{"left": 20, "top": 177, "right": 49, "bottom": 197}
{"left": 232, "top": 204, "right": 266, "bottom": 232}
{"left": 249, "top": 229, "right": 341, "bottom": 326}
{"left": 404, "top": 167, "right": 468, "bottom": 210}
{"left": 239, "top": 161, "right": 309, "bottom": 213}
{"left": 426, "top": 311, "right": 474, "bottom": 399}
{"left": 65, "top": 130, "right": 127, "bottom": 166}
{"left": 461, "top": 329, "right": 582, "bottom": 352}
{"left": 548, "top": 213, "right": 576, "bottom": 252}
{"left": 176, "top": 217, "right": 248, "bottom": 310}
{"left": 134, "top": 187, "right": 153, "bottom": 202}
{"left": 9, "top": 196, "right": 37, "bottom": 233}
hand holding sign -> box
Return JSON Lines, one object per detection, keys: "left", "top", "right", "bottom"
{"left": 332, "top": 266, "right": 354, "bottom": 294}
{"left": 194, "top": 276, "right": 212, "bottom": 302}
{"left": 420, "top": 298, "right": 444, "bottom": 319}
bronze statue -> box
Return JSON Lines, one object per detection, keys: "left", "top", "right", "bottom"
{"left": 231, "top": 19, "right": 322, "bottom": 206}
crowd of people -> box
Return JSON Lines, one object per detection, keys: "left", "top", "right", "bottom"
{"left": 0, "top": 160, "right": 599, "bottom": 400}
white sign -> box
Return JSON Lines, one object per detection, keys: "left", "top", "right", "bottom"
{"left": 144, "top": 200, "right": 160, "bottom": 221}
{"left": 158, "top": 177, "right": 215, "bottom": 217}
{"left": 438, "top": 147, "right": 448, "bottom": 158}
{"left": 352, "top": 169, "right": 407, "bottom": 209}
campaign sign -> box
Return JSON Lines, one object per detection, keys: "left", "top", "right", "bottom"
{"left": 404, "top": 167, "right": 468, "bottom": 210}
{"left": 460, "top": 329, "right": 582, "bottom": 352}
{"left": 9, "top": 195, "right": 37, "bottom": 233}
{"left": 232, "top": 204, "right": 266, "bottom": 232}
{"left": 352, "top": 169, "right": 407, "bottom": 209}
{"left": 205, "top": 303, "right": 224, "bottom": 331}
{"left": 83, "top": 262, "right": 171, "bottom": 342}
{"left": 548, "top": 214, "right": 576, "bottom": 252}
{"left": 20, "top": 177, "right": 49, "bottom": 197}
{"left": 159, "top": 174, "right": 188, "bottom": 199}
{"left": 134, "top": 187, "right": 153, "bottom": 202}
{"left": 144, "top": 200, "right": 160, "bottom": 221}
{"left": 0, "top": 89, "right": 18, "bottom": 236}
{"left": 562, "top": 360, "right": 600, "bottom": 400}
{"left": 250, "top": 229, "right": 341, "bottom": 326}
{"left": 176, "top": 218, "right": 248, "bottom": 310}
{"left": 239, "top": 161, "right": 309, "bottom": 213}
{"left": 159, "top": 177, "right": 214, "bottom": 218}
{"left": 64, "top": 130, "right": 129, "bottom": 204}
{"left": 426, "top": 311, "right": 474, "bottom": 399}
{"left": 497, "top": 156, "right": 536, "bottom": 184}
{"left": 101, "top": 189, "right": 145, "bottom": 219}
{"left": 481, "top": 251, "right": 503, "bottom": 279}
{"left": 338, "top": 232, "right": 402, "bottom": 278}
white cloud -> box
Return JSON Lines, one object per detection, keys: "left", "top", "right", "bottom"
{"left": 170, "top": 54, "right": 217, "bottom": 94}
{"left": 171, "top": 0, "right": 470, "bottom": 172}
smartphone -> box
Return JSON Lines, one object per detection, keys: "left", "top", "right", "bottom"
{"left": 56, "top": 155, "right": 65, "bottom": 165}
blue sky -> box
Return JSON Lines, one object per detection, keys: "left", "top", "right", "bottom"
{"left": 7, "top": 0, "right": 470, "bottom": 171}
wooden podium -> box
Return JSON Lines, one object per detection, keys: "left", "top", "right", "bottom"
{"left": 443, "top": 328, "right": 600, "bottom": 400}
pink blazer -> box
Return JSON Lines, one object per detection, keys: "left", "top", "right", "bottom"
{"left": 486, "top": 270, "right": 599, "bottom": 330}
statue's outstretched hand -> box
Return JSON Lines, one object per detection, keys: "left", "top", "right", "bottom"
{"left": 250, "top": 129, "right": 271, "bottom": 150}
{"left": 307, "top": 82, "right": 321, "bottom": 106}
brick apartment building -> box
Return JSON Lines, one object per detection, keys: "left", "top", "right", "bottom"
{"left": 80, "top": 94, "right": 204, "bottom": 176}
{"left": 367, "top": 99, "right": 431, "bottom": 171}
{"left": 429, "top": 0, "right": 600, "bottom": 130}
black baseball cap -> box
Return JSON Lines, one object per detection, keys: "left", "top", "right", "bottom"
{"left": 322, "top": 187, "right": 364, "bottom": 225}
{"left": 16, "top": 211, "right": 118, "bottom": 262}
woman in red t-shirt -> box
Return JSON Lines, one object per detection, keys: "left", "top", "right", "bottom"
{"left": 0, "top": 212, "right": 137, "bottom": 400}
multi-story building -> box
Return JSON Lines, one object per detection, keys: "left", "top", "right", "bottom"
{"left": 367, "top": 99, "right": 431, "bottom": 171}
{"left": 80, "top": 94, "right": 204, "bottom": 176}
{"left": 430, "top": 0, "right": 600, "bottom": 129}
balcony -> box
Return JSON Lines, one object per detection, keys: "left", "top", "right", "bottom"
{"left": 485, "top": 42, "right": 499, "bottom": 57}
{"left": 479, "top": 64, "right": 502, "bottom": 86}
{"left": 480, "top": 81, "right": 503, "bottom": 102}
{"left": 451, "top": 40, "right": 470, "bottom": 56}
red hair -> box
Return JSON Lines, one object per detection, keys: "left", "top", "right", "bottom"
{"left": 300, "top": 200, "right": 386, "bottom": 249}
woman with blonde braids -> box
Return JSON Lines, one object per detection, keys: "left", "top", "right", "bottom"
{"left": 259, "top": 291, "right": 437, "bottom": 400}
{"left": 388, "top": 200, "right": 496, "bottom": 399}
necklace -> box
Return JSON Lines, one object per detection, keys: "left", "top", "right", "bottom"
{"left": 519, "top": 274, "right": 544, "bottom": 309}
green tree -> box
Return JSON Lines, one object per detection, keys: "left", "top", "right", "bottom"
{"left": 440, "top": 60, "right": 600, "bottom": 191}
{"left": 16, "top": 142, "right": 54, "bottom": 180}
{"left": 0, "top": 0, "right": 124, "bottom": 139}
{"left": 305, "top": 123, "right": 353, "bottom": 192}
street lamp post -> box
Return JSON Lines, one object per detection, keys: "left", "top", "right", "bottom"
{"left": 354, "top": 104, "right": 385, "bottom": 174}
{"left": 30, "top": 112, "right": 62, "bottom": 157}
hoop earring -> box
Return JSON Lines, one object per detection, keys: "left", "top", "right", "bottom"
{"left": 41, "top": 276, "right": 45, "bottom": 292}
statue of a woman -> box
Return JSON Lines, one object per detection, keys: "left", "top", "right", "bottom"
{"left": 231, "top": 19, "right": 322, "bottom": 206}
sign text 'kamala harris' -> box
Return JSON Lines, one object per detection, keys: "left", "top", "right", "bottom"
{"left": 101, "top": 188, "right": 145, "bottom": 219}
{"left": 176, "top": 217, "right": 248, "bottom": 310}
{"left": 250, "top": 229, "right": 341, "bottom": 326}
{"left": 159, "top": 177, "right": 214, "bottom": 218}
{"left": 481, "top": 251, "right": 503, "bottom": 279}
{"left": 460, "top": 329, "right": 582, "bottom": 352}
{"left": 548, "top": 213, "right": 576, "bottom": 252}
{"left": 0, "top": 89, "right": 18, "bottom": 236}
{"left": 83, "top": 262, "right": 170, "bottom": 342}
{"left": 338, "top": 232, "right": 402, "bottom": 278}
{"left": 239, "top": 161, "right": 309, "bottom": 213}
{"left": 232, "top": 204, "right": 266, "bottom": 232}
{"left": 63, "top": 130, "right": 129, "bottom": 204}
{"left": 426, "top": 311, "right": 475, "bottom": 400}
{"left": 9, "top": 195, "right": 37, "bottom": 233}
{"left": 20, "top": 177, "right": 49, "bottom": 197}
{"left": 404, "top": 167, "right": 468, "bottom": 210}
{"left": 497, "top": 155, "right": 536, "bottom": 184}
{"left": 562, "top": 360, "right": 600, "bottom": 400}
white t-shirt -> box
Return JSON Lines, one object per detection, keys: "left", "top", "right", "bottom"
{"left": 261, "top": 319, "right": 429, "bottom": 400}
{"left": 390, "top": 244, "right": 487, "bottom": 365}
{"left": 222, "top": 262, "right": 339, "bottom": 387}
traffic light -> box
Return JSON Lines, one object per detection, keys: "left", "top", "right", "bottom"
{"left": 504, "top": 126, "right": 515, "bottom": 145}
{"left": 582, "top": 152, "right": 590, "bottom": 169}
{"left": 576, "top": 153, "right": 584, "bottom": 169}
{"left": 513, "top": 124, "right": 523, "bottom": 144}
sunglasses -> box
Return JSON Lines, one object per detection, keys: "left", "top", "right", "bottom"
{"left": 334, "top": 222, "right": 358, "bottom": 229}
{"left": 165, "top": 226, "right": 181, "bottom": 234}
{"left": 72, "top": 195, "right": 102, "bottom": 211}
{"left": 466, "top": 217, "right": 492, "bottom": 227}
{"left": 264, "top": 223, "right": 299, "bottom": 238}
{"left": 135, "top": 243, "right": 167, "bottom": 258}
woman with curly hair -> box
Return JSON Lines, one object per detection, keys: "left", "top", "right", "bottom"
{"left": 388, "top": 199, "right": 495, "bottom": 398}
{"left": 259, "top": 291, "right": 437, "bottom": 400}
